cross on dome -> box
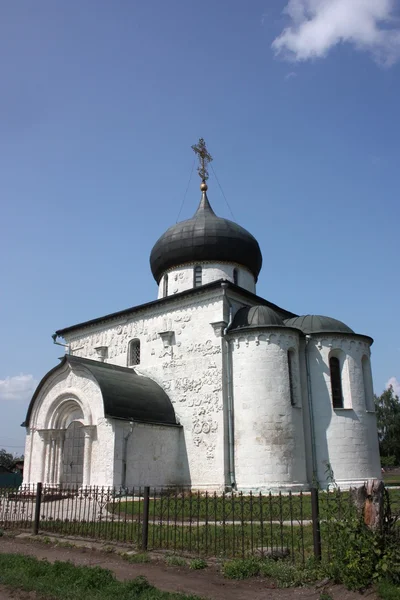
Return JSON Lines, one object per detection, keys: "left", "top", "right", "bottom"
{"left": 191, "top": 138, "right": 213, "bottom": 189}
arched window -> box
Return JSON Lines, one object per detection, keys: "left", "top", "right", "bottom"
{"left": 287, "top": 349, "right": 296, "bottom": 406}
{"left": 362, "top": 355, "right": 374, "bottom": 411}
{"left": 233, "top": 268, "right": 238, "bottom": 286}
{"left": 329, "top": 356, "right": 343, "bottom": 408}
{"left": 194, "top": 265, "right": 202, "bottom": 288}
{"left": 163, "top": 274, "right": 169, "bottom": 297}
{"left": 128, "top": 339, "right": 140, "bottom": 366}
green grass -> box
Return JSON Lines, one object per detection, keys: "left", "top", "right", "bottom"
{"left": 36, "top": 518, "right": 316, "bottom": 561}
{"left": 377, "top": 580, "right": 400, "bottom": 599}
{"left": 107, "top": 489, "right": 400, "bottom": 523}
{"left": 122, "top": 552, "right": 151, "bottom": 563}
{"left": 384, "top": 473, "right": 400, "bottom": 486}
{"left": 165, "top": 555, "right": 187, "bottom": 567}
{"left": 0, "top": 553, "right": 202, "bottom": 600}
{"left": 221, "top": 556, "right": 325, "bottom": 587}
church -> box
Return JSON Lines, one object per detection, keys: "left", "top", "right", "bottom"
{"left": 22, "top": 140, "right": 381, "bottom": 492}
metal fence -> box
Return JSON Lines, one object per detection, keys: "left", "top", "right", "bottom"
{"left": 1, "top": 484, "right": 398, "bottom": 564}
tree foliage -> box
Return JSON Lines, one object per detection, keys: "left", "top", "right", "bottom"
{"left": 374, "top": 385, "right": 400, "bottom": 464}
{"left": 0, "top": 448, "right": 23, "bottom": 471}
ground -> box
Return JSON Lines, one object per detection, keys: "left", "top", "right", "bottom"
{"left": 0, "top": 535, "right": 378, "bottom": 600}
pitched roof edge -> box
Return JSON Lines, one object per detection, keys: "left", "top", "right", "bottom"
{"left": 55, "top": 280, "right": 297, "bottom": 338}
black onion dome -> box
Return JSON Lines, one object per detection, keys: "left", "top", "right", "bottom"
{"left": 284, "top": 315, "right": 354, "bottom": 335}
{"left": 150, "top": 192, "right": 263, "bottom": 283}
{"left": 231, "top": 305, "right": 284, "bottom": 330}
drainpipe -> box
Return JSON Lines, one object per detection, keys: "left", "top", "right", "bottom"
{"left": 221, "top": 282, "right": 236, "bottom": 490}
{"left": 305, "top": 335, "right": 318, "bottom": 486}
{"left": 122, "top": 422, "right": 134, "bottom": 490}
{"left": 52, "top": 334, "right": 70, "bottom": 354}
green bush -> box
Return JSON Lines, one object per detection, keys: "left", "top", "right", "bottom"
{"left": 222, "top": 557, "right": 260, "bottom": 580}
{"left": 381, "top": 456, "right": 397, "bottom": 468}
{"left": 189, "top": 558, "right": 207, "bottom": 570}
{"left": 324, "top": 504, "right": 400, "bottom": 590}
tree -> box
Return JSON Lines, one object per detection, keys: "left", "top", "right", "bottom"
{"left": 374, "top": 385, "right": 400, "bottom": 464}
{"left": 0, "top": 448, "right": 23, "bottom": 471}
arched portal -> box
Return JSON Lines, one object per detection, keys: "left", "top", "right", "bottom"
{"left": 61, "top": 421, "right": 85, "bottom": 486}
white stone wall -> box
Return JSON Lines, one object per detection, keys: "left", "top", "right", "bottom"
{"left": 308, "top": 336, "right": 381, "bottom": 488}
{"left": 65, "top": 289, "right": 227, "bottom": 490}
{"left": 157, "top": 263, "right": 256, "bottom": 298}
{"left": 23, "top": 361, "right": 115, "bottom": 487}
{"left": 113, "top": 421, "right": 186, "bottom": 488}
{"left": 230, "top": 329, "right": 308, "bottom": 492}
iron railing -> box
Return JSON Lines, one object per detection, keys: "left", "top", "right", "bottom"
{"left": 1, "top": 484, "right": 398, "bottom": 564}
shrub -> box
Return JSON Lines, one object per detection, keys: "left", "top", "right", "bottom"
{"left": 381, "top": 456, "right": 397, "bottom": 468}
{"left": 222, "top": 558, "right": 260, "bottom": 580}
{"left": 189, "top": 558, "right": 207, "bottom": 570}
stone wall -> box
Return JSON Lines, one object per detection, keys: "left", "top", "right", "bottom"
{"left": 157, "top": 263, "right": 256, "bottom": 298}
{"left": 308, "top": 335, "right": 381, "bottom": 488}
{"left": 230, "top": 329, "right": 308, "bottom": 492}
{"left": 65, "top": 288, "right": 228, "bottom": 489}
{"left": 113, "top": 421, "right": 187, "bottom": 488}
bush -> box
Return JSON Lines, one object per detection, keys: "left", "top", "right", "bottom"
{"left": 222, "top": 558, "right": 260, "bottom": 580}
{"left": 381, "top": 456, "right": 397, "bottom": 468}
{"left": 189, "top": 558, "right": 207, "bottom": 570}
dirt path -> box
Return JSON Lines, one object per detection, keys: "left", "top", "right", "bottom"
{"left": 0, "top": 535, "right": 377, "bottom": 600}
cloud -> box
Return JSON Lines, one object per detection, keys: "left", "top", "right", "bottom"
{"left": 272, "top": 0, "right": 400, "bottom": 67}
{"left": 386, "top": 376, "right": 400, "bottom": 397}
{"left": 0, "top": 374, "right": 38, "bottom": 403}
{"left": 285, "top": 71, "right": 297, "bottom": 80}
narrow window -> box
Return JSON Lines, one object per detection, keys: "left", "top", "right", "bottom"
{"left": 163, "top": 274, "right": 169, "bottom": 297}
{"left": 287, "top": 349, "right": 296, "bottom": 406}
{"left": 128, "top": 339, "right": 140, "bottom": 366}
{"left": 194, "top": 265, "right": 202, "bottom": 288}
{"left": 233, "top": 268, "right": 238, "bottom": 286}
{"left": 329, "top": 356, "right": 343, "bottom": 408}
{"left": 362, "top": 355, "right": 374, "bottom": 411}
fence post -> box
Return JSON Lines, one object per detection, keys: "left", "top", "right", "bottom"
{"left": 142, "top": 486, "right": 150, "bottom": 551}
{"left": 311, "top": 487, "right": 322, "bottom": 560}
{"left": 33, "top": 482, "right": 43, "bottom": 535}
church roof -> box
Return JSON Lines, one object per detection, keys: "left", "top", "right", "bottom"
{"left": 23, "top": 355, "right": 178, "bottom": 428}
{"left": 55, "top": 280, "right": 296, "bottom": 337}
{"left": 149, "top": 191, "right": 263, "bottom": 283}
{"left": 231, "top": 305, "right": 285, "bottom": 330}
{"left": 284, "top": 315, "right": 355, "bottom": 335}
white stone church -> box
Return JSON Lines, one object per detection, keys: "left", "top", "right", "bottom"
{"left": 22, "top": 142, "right": 381, "bottom": 492}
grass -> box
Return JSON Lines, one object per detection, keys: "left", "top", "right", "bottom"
{"left": 189, "top": 559, "right": 207, "bottom": 570}
{"left": 106, "top": 488, "right": 400, "bottom": 523}
{"left": 0, "top": 553, "right": 202, "bottom": 600}
{"left": 36, "top": 518, "right": 316, "bottom": 561}
{"left": 122, "top": 552, "right": 151, "bottom": 563}
{"left": 384, "top": 473, "right": 400, "bottom": 486}
{"left": 221, "top": 556, "right": 325, "bottom": 587}
{"left": 165, "top": 555, "right": 187, "bottom": 567}
{"left": 377, "top": 580, "right": 400, "bottom": 600}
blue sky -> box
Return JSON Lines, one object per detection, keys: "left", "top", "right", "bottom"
{"left": 1, "top": 0, "right": 399, "bottom": 454}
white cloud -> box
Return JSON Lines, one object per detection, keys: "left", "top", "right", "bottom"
{"left": 272, "top": 0, "right": 400, "bottom": 67}
{"left": 0, "top": 374, "right": 38, "bottom": 403}
{"left": 285, "top": 71, "right": 297, "bottom": 80}
{"left": 386, "top": 376, "right": 400, "bottom": 397}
